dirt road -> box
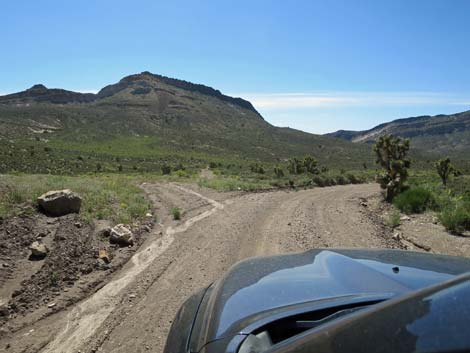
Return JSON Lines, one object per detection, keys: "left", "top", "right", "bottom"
{"left": 0, "top": 183, "right": 448, "bottom": 352}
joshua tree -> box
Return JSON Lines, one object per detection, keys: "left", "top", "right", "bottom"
{"left": 287, "top": 158, "right": 304, "bottom": 175}
{"left": 303, "top": 156, "right": 319, "bottom": 174}
{"left": 274, "top": 166, "right": 284, "bottom": 178}
{"left": 374, "top": 134, "right": 411, "bottom": 202}
{"left": 435, "top": 157, "right": 454, "bottom": 186}
{"left": 287, "top": 156, "right": 320, "bottom": 175}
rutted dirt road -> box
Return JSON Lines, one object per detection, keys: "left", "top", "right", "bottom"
{"left": 1, "top": 182, "right": 465, "bottom": 353}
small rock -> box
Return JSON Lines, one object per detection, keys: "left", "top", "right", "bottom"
{"left": 360, "top": 201, "right": 368, "bottom": 207}
{"left": 0, "top": 305, "right": 9, "bottom": 317}
{"left": 287, "top": 222, "right": 292, "bottom": 226}
{"left": 400, "top": 215, "right": 411, "bottom": 221}
{"left": 392, "top": 232, "right": 401, "bottom": 240}
{"left": 109, "top": 224, "right": 134, "bottom": 246}
{"left": 47, "top": 303, "right": 56, "bottom": 309}
{"left": 37, "top": 189, "right": 82, "bottom": 217}
{"left": 95, "top": 259, "right": 110, "bottom": 271}
{"left": 74, "top": 222, "right": 82, "bottom": 228}
{"left": 29, "top": 241, "right": 48, "bottom": 259}
{"left": 143, "top": 225, "right": 151, "bottom": 232}
{"left": 36, "top": 231, "right": 47, "bottom": 238}
{"left": 12, "top": 289, "right": 22, "bottom": 298}
{"left": 98, "top": 249, "right": 110, "bottom": 264}
{"left": 129, "top": 294, "right": 136, "bottom": 299}
{"left": 145, "top": 213, "right": 153, "bottom": 218}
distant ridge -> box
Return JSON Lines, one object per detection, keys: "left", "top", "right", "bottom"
{"left": 326, "top": 110, "right": 470, "bottom": 158}
{"left": 0, "top": 84, "right": 96, "bottom": 104}
{"left": 0, "top": 71, "right": 260, "bottom": 116}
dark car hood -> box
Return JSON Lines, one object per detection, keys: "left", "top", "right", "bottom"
{"left": 191, "top": 249, "right": 470, "bottom": 352}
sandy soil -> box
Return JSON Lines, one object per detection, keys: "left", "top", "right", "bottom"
{"left": 0, "top": 182, "right": 468, "bottom": 353}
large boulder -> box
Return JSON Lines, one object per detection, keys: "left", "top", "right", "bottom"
{"left": 30, "top": 241, "right": 48, "bottom": 259}
{"left": 109, "top": 224, "right": 134, "bottom": 246}
{"left": 37, "top": 189, "right": 82, "bottom": 217}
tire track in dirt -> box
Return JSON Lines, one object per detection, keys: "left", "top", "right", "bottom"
{"left": 40, "top": 185, "right": 224, "bottom": 353}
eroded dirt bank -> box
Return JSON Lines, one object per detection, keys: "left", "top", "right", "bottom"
{"left": 0, "top": 183, "right": 467, "bottom": 353}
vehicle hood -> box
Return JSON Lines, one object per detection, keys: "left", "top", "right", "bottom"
{"left": 191, "top": 249, "right": 470, "bottom": 351}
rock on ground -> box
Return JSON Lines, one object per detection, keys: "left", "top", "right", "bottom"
{"left": 109, "top": 224, "right": 134, "bottom": 246}
{"left": 29, "top": 241, "right": 48, "bottom": 259}
{"left": 37, "top": 189, "right": 82, "bottom": 217}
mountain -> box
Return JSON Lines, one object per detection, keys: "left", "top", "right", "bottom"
{"left": 0, "top": 72, "right": 372, "bottom": 174}
{"left": 327, "top": 111, "right": 470, "bottom": 159}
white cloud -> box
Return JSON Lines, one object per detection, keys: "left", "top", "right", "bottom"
{"left": 231, "top": 91, "right": 470, "bottom": 110}
{"left": 77, "top": 89, "right": 99, "bottom": 94}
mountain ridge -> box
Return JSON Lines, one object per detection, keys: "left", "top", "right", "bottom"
{"left": 0, "top": 72, "right": 373, "bottom": 173}
{"left": 0, "top": 71, "right": 261, "bottom": 116}
{"left": 326, "top": 110, "right": 470, "bottom": 159}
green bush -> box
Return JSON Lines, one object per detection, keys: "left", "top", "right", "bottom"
{"left": 336, "top": 175, "right": 348, "bottom": 185}
{"left": 171, "top": 207, "right": 181, "bottom": 220}
{"left": 161, "top": 164, "right": 171, "bottom": 175}
{"left": 393, "top": 187, "right": 435, "bottom": 214}
{"left": 386, "top": 210, "right": 401, "bottom": 228}
{"left": 312, "top": 175, "right": 325, "bottom": 187}
{"left": 439, "top": 201, "right": 470, "bottom": 234}
{"left": 346, "top": 174, "right": 362, "bottom": 184}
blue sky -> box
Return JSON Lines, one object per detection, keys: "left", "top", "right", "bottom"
{"left": 2, "top": 0, "right": 470, "bottom": 133}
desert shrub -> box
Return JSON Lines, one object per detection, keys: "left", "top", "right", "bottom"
{"left": 161, "top": 164, "right": 171, "bottom": 175}
{"left": 209, "top": 162, "right": 218, "bottom": 169}
{"left": 174, "top": 163, "right": 185, "bottom": 171}
{"left": 439, "top": 201, "right": 470, "bottom": 234}
{"left": 274, "top": 166, "right": 284, "bottom": 178}
{"left": 336, "top": 175, "right": 348, "bottom": 185}
{"left": 50, "top": 272, "right": 61, "bottom": 287}
{"left": 171, "top": 207, "right": 181, "bottom": 220}
{"left": 386, "top": 210, "right": 401, "bottom": 228}
{"left": 312, "top": 175, "right": 325, "bottom": 187}
{"left": 346, "top": 174, "right": 361, "bottom": 184}
{"left": 250, "top": 163, "right": 265, "bottom": 174}
{"left": 174, "top": 170, "right": 189, "bottom": 178}
{"left": 297, "top": 178, "right": 313, "bottom": 188}
{"left": 393, "top": 187, "right": 435, "bottom": 214}
{"left": 328, "top": 177, "right": 337, "bottom": 186}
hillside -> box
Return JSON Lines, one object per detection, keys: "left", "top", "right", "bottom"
{"left": 327, "top": 111, "right": 470, "bottom": 159}
{"left": 0, "top": 72, "right": 372, "bottom": 174}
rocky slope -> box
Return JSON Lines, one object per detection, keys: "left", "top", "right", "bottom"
{"left": 327, "top": 110, "right": 470, "bottom": 159}
{"left": 0, "top": 72, "right": 371, "bottom": 172}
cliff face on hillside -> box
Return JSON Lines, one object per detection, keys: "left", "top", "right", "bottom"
{"left": 327, "top": 111, "right": 470, "bottom": 158}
